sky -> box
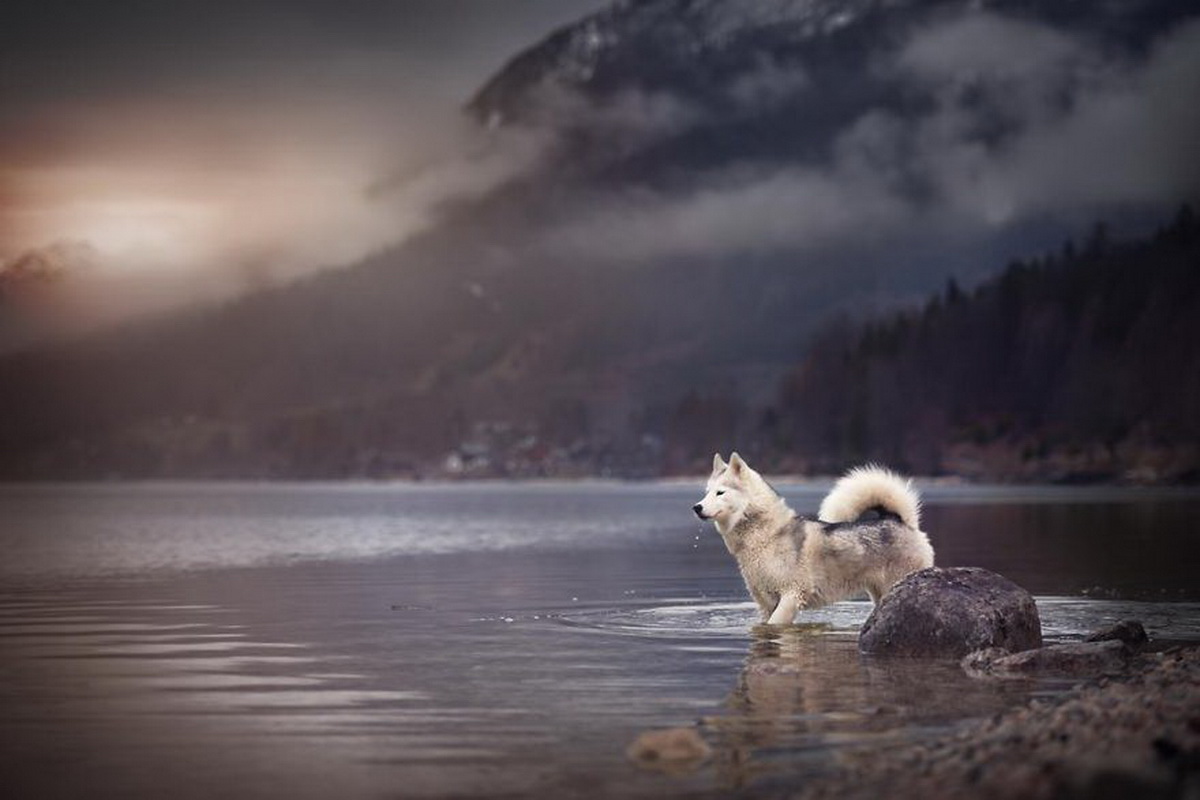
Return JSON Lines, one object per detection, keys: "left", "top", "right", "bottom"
{"left": 2, "top": 0, "right": 1197, "bottom": 341}
{"left": 0, "top": 0, "right": 605, "bottom": 290}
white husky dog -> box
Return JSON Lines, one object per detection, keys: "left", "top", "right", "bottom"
{"left": 693, "top": 453, "right": 934, "bottom": 625}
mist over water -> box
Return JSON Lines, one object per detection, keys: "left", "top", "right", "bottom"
{"left": 1, "top": 483, "right": 1197, "bottom": 797}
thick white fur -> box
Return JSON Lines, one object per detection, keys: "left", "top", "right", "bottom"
{"left": 694, "top": 454, "right": 934, "bottom": 625}
{"left": 818, "top": 464, "right": 921, "bottom": 530}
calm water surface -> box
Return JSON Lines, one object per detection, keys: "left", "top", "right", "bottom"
{"left": 1, "top": 482, "right": 1198, "bottom": 798}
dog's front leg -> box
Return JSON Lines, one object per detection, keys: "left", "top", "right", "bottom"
{"left": 750, "top": 587, "right": 775, "bottom": 621}
{"left": 767, "top": 593, "right": 799, "bottom": 625}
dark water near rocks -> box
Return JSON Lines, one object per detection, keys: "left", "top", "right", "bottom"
{"left": 1, "top": 482, "right": 1198, "bottom": 798}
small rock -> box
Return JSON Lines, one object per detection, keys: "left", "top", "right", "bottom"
{"left": 974, "top": 640, "right": 1133, "bottom": 677}
{"left": 1066, "top": 762, "right": 1178, "bottom": 800}
{"left": 960, "top": 647, "right": 1012, "bottom": 677}
{"left": 859, "top": 567, "right": 1042, "bottom": 658}
{"left": 1085, "top": 620, "right": 1149, "bottom": 648}
{"left": 626, "top": 727, "right": 712, "bottom": 772}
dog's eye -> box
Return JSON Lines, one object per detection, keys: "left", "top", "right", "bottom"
{"left": 715, "top": 490, "right": 725, "bottom": 496}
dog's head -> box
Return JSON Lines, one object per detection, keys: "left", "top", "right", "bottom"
{"left": 693, "top": 452, "right": 770, "bottom": 530}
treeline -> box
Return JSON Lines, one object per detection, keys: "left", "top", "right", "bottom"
{"left": 1, "top": 208, "right": 1196, "bottom": 482}
{"left": 759, "top": 207, "right": 1200, "bottom": 482}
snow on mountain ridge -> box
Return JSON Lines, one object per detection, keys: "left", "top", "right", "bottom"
{"left": 469, "top": 0, "right": 1194, "bottom": 134}
{"left": 461, "top": 0, "right": 1200, "bottom": 265}
{"left": 468, "top": 0, "right": 894, "bottom": 125}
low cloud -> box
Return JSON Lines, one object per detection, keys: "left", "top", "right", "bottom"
{"left": 0, "top": 0, "right": 610, "bottom": 342}
{"left": 895, "top": 12, "right": 1087, "bottom": 83}
{"left": 6, "top": 4, "right": 1197, "bottom": 345}
{"left": 533, "top": 11, "right": 1200, "bottom": 265}
{"left": 963, "top": 16, "right": 1200, "bottom": 215}
{"left": 724, "top": 54, "right": 811, "bottom": 112}
{"left": 540, "top": 164, "right": 915, "bottom": 265}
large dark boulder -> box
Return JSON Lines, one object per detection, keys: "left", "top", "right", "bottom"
{"left": 859, "top": 567, "right": 1042, "bottom": 657}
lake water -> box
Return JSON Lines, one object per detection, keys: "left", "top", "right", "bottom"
{"left": 1, "top": 482, "right": 1198, "bottom": 798}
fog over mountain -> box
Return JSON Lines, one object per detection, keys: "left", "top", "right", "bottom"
{"left": 0, "top": 0, "right": 607, "bottom": 318}
{"left": 2, "top": 0, "right": 1198, "bottom": 480}
{"left": 464, "top": 0, "right": 1199, "bottom": 264}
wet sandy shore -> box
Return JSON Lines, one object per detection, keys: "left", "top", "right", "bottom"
{"left": 789, "top": 645, "right": 1200, "bottom": 800}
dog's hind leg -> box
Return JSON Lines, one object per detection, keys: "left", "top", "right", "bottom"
{"left": 767, "top": 593, "right": 799, "bottom": 626}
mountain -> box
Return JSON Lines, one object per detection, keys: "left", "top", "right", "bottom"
{"left": 0, "top": 240, "right": 97, "bottom": 295}
{"left": 1, "top": 0, "right": 1197, "bottom": 480}
{"left": 469, "top": 0, "right": 1193, "bottom": 180}
{"left": 0, "top": 241, "right": 101, "bottom": 349}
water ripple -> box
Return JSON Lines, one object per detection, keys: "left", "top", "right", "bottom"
{"left": 553, "top": 596, "right": 1200, "bottom": 642}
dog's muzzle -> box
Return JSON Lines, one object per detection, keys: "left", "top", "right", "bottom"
{"left": 692, "top": 504, "right": 708, "bottom": 520}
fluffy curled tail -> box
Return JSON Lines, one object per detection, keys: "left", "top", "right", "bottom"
{"left": 818, "top": 465, "right": 921, "bottom": 530}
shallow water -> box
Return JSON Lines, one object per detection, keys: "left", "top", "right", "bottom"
{"left": 1, "top": 482, "right": 1198, "bottom": 797}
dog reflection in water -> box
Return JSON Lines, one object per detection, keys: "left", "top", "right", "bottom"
{"left": 703, "top": 626, "right": 1028, "bottom": 790}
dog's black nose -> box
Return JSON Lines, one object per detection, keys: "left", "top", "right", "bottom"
{"left": 692, "top": 504, "right": 706, "bottom": 519}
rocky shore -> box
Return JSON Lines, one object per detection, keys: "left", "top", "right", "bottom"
{"left": 791, "top": 645, "right": 1200, "bottom": 800}
{"left": 627, "top": 568, "right": 1199, "bottom": 797}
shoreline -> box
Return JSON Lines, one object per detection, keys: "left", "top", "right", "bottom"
{"left": 790, "top": 645, "right": 1200, "bottom": 800}
{"left": 2, "top": 476, "right": 1199, "bottom": 496}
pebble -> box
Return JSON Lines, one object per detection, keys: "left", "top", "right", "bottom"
{"left": 626, "top": 727, "right": 712, "bottom": 773}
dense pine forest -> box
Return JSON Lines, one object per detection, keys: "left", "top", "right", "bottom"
{"left": 760, "top": 207, "right": 1200, "bottom": 482}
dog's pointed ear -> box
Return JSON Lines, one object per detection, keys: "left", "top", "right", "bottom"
{"left": 711, "top": 453, "right": 727, "bottom": 474}
{"left": 729, "top": 452, "right": 746, "bottom": 475}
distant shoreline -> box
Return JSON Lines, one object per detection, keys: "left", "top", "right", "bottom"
{"left": 2, "top": 475, "right": 1200, "bottom": 499}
